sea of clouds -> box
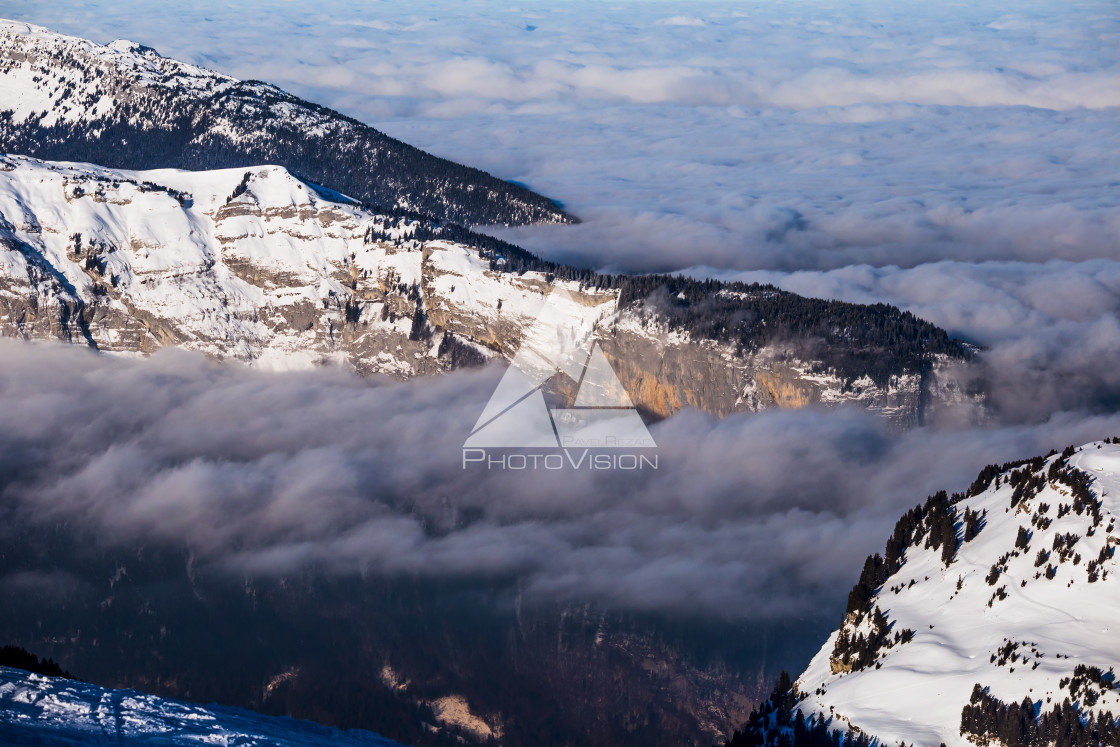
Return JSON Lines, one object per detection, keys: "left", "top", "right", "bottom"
{"left": 4, "top": 341, "right": 1120, "bottom": 622}
{"left": 0, "top": 0, "right": 1118, "bottom": 624}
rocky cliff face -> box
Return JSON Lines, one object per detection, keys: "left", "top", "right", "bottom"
{"left": 0, "top": 539, "right": 790, "bottom": 747}
{"left": 597, "top": 320, "right": 964, "bottom": 428}
{"left": 0, "top": 155, "right": 975, "bottom": 427}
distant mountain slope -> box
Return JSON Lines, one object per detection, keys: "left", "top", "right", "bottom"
{"left": 0, "top": 665, "right": 404, "bottom": 746}
{"left": 731, "top": 442, "right": 1120, "bottom": 747}
{"left": 0, "top": 19, "right": 573, "bottom": 227}
{"left": 0, "top": 155, "right": 975, "bottom": 426}
{"left": 0, "top": 20, "right": 982, "bottom": 426}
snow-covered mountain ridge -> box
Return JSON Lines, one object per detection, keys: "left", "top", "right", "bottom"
{"left": 0, "top": 18, "right": 980, "bottom": 426}
{"left": 734, "top": 442, "right": 1120, "bottom": 747}
{"left": 0, "top": 152, "right": 579, "bottom": 374}
{"left": 0, "top": 18, "right": 572, "bottom": 227}
{"left": 0, "top": 154, "right": 974, "bottom": 425}
{"left": 0, "top": 665, "right": 404, "bottom": 745}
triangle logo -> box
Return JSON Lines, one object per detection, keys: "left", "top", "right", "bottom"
{"left": 465, "top": 288, "right": 655, "bottom": 449}
{"left": 574, "top": 344, "right": 634, "bottom": 408}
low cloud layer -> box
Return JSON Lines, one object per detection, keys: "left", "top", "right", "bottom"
{"left": 3, "top": 341, "right": 1120, "bottom": 621}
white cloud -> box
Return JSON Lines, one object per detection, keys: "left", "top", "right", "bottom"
{"left": 4, "top": 340, "right": 1120, "bottom": 619}
{"left": 656, "top": 16, "right": 706, "bottom": 27}
{"left": 7, "top": 0, "right": 1116, "bottom": 279}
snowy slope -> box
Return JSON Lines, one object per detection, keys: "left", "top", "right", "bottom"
{"left": 0, "top": 18, "right": 573, "bottom": 227}
{"left": 0, "top": 153, "right": 611, "bottom": 376}
{"left": 791, "top": 442, "right": 1120, "bottom": 746}
{"left": 0, "top": 152, "right": 975, "bottom": 424}
{"left": 0, "top": 665, "right": 404, "bottom": 745}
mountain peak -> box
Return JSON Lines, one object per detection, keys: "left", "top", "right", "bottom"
{"left": 105, "top": 38, "right": 157, "bottom": 56}
{"left": 0, "top": 18, "right": 575, "bottom": 227}
{"left": 737, "top": 441, "right": 1120, "bottom": 746}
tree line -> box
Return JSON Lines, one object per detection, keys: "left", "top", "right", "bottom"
{"left": 961, "top": 684, "right": 1118, "bottom": 747}
{"left": 0, "top": 645, "right": 72, "bottom": 679}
